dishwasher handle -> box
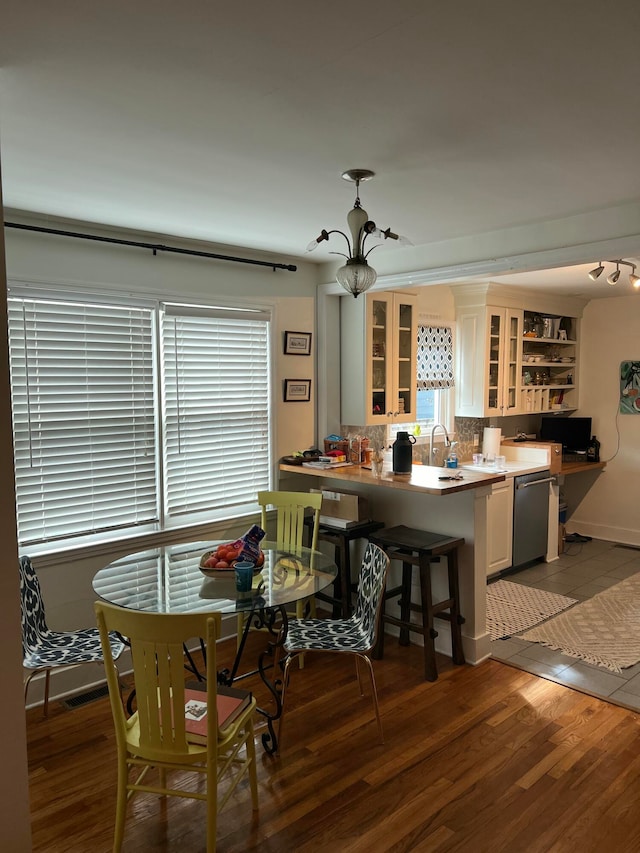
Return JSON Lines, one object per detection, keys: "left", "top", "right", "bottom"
{"left": 516, "top": 476, "right": 556, "bottom": 490}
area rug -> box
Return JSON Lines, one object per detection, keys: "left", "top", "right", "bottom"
{"left": 520, "top": 573, "right": 640, "bottom": 673}
{"left": 487, "top": 580, "right": 577, "bottom": 641}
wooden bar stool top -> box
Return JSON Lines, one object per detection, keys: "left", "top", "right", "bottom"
{"left": 370, "top": 524, "right": 463, "bottom": 555}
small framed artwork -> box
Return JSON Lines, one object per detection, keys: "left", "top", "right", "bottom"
{"left": 284, "top": 379, "right": 311, "bottom": 402}
{"left": 284, "top": 330, "right": 312, "bottom": 356}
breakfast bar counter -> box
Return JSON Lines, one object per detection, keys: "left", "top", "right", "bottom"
{"left": 279, "top": 460, "right": 507, "bottom": 495}
{"left": 279, "top": 446, "right": 605, "bottom": 669}
{"left": 279, "top": 459, "right": 521, "bottom": 668}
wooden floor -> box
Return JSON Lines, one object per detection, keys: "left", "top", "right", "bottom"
{"left": 27, "top": 633, "right": 640, "bottom": 852}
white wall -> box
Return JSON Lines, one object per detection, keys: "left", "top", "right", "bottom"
{"left": 565, "top": 294, "right": 640, "bottom": 545}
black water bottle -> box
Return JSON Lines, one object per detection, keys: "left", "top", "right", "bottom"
{"left": 587, "top": 435, "right": 600, "bottom": 463}
{"left": 392, "top": 431, "right": 416, "bottom": 474}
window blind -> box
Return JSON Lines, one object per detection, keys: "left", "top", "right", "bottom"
{"left": 417, "top": 325, "right": 455, "bottom": 389}
{"left": 161, "top": 306, "right": 271, "bottom": 519}
{"left": 8, "top": 297, "right": 157, "bottom": 546}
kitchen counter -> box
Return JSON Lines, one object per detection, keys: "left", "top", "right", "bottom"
{"left": 560, "top": 460, "right": 606, "bottom": 476}
{"left": 279, "top": 458, "right": 551, "bottom": 494}
{"left": 279, "top": 461, "right": 503, "bottom": 494}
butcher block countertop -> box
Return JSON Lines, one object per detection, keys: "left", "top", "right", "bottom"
{"left": 279, "top": 462, "right": 508, "bottom": 496}
{"left": 280, "top": 443, "right": 604, "bottom": 495}
{"left": 560, "top": 459, "right": 607, "bottom": 476}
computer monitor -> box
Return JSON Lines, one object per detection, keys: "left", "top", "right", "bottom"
{"left": 539, "top": 416, "right": 592, "bottom": 453}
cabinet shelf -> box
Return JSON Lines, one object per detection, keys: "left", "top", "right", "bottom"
{"left": 523, "top": 361, "right": 574, "bottom": 367}
{"left": 521, "top": 385, "right": 575, "bottom": 391}
{"left": 522, "top": 336, "right": 576, "bottom": 345}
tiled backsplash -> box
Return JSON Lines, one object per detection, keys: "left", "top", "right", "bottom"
{"left": 340, "top": 413, "right": 544, "bottom": 465}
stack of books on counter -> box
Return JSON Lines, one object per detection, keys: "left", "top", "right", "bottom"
{"left": 302, "top": 454, "right": 352, "bottom": 469}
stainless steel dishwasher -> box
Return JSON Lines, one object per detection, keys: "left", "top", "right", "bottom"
{"left": 512, "top": 470, "right": 554, "bottom": 568}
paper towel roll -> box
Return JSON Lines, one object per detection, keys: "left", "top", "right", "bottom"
{"left": 482, "top": 427, "right": 502, "bottom": 460}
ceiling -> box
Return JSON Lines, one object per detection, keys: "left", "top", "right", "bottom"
{"left": 2, "top": 1, "right": 640, "bottom": 299}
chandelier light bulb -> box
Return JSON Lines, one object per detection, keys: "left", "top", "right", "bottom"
{"left": 630, "top": 270, "right": 640, "bottom": 289}
{"left": 607, "top": 265, "right": 621, "bottom": 285}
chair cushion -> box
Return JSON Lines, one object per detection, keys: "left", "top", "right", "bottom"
{"left": 23, "top": 627, "right": 124, "bottom": 669}
{"left": 284, "top": 617, "right": 370, "bottom": 652}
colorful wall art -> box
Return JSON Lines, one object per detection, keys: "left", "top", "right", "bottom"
{"left": 619, "top": 361, "right": 640, "bottom": 414}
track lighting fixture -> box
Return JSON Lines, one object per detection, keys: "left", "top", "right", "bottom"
{"left": 306, "top": 169, "right": 410, "bottom": 298}
{"left": 588, "top": 259, "right": 639, "bottom": 289}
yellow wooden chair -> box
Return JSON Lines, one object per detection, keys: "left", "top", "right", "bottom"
{"left": 94, "top": 602, "right": 258, "bottom": 853}
{"left": 236, "top": 490, "right": 322, "bottom": 648}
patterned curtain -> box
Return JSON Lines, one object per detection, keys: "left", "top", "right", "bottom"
{"left": 417, "top": 325, "right": 454, "bottom": 389}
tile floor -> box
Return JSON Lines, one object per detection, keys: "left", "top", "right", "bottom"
{"left": 490, "top": 537, "right": 640, "bottom": 711}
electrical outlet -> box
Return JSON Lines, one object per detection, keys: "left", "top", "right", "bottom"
{"left": 473, "top": 433, "right": 479, "bottom": 446}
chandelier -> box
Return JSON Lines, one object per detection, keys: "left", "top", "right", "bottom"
{"left": 588, "top": 259, "right": 640, "bottom": 288}
{"left": 306, "top": 169, "right": 408, "bottom": 298}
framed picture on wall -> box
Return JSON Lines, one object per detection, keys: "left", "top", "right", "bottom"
{"left": 283, "top": 379, "right": 311, "bottom": 402}
{"left": 284, "top": 330, "right": 312, "bottom": 356}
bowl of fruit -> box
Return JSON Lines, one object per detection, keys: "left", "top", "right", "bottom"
{"left": 199, "top": 541, "right": 265, "bottom": 578}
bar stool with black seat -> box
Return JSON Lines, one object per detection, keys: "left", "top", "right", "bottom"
{"left": 369, "top": 524, "right": 466, "bottom": 681}
{"left": 304, "top": 516, "right": 385, "bottom": 618}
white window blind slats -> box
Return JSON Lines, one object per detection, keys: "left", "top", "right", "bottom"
{"left": 8, "top": 294, "right": 272, "bottom": 549}
{"left": 162, "top": 313, "right": 270, "bottom": 519}
{"left": 8, "top": 297, "right": 158, "bottom": 546}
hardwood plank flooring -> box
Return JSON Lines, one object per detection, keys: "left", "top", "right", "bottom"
{"left": 26, "top": 633, "right": 640, "bottom": 852}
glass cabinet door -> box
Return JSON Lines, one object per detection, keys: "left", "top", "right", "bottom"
{"left": 487, "top": 311, "right": 502, "bottom": 413}
{"left": 370, "top": 297, "right": 390, "bottom": 418}
{"left": 396, "top": 301, "right": 414, "bottom": 419}
{"left": 365, "top": 293, "right": 417, "bottom": 423}
{"left": 505, "top": 311, "right": 522, "bottom": 412}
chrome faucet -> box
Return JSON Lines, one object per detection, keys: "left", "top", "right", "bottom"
{"left": 430, "top": 423, "right": 451, "bottom": 466}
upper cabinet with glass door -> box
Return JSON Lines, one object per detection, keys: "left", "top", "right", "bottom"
{"left": 341, "top": 291, "right": 417, "bottom": 425}
{"left": 456, "top": 305, "right": 523, "bottom": 417}
{"left": 454, "top": 284, "right": 584, "bottom": 418}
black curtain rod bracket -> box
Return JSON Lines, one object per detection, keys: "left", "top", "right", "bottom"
{"left": 5, "top": 221, "right": 297, "bottom": 273}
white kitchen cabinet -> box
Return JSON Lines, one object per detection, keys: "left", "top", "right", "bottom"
{"left": 341, "top": 290, "right": 417, "bottom": 425}
{"left": 486, "top": 479, "right": 514, "bottom": 575}
{"left": 456, "top": 306, "right": 523, "bottom": 417}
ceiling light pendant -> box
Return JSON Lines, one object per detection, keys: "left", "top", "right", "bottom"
{"left": 588, "top": 263, "right": 604, "bottom": 280}
{"left": 306, "top": 169, "right": 409, "bottom": 298}
{"left": 607, "top": 263, "right": 621, "bottom": 285}
{"left": 630, "top": 269, "right": 640, "bottom": 288}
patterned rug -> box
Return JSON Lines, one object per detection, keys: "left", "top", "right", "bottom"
{"left": 521, "top": 573, "right": 640, "bottom": 673}
{"left": 487, "top": 580, "right": 577, "bottom": 641}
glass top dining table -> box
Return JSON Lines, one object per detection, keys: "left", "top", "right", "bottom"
{"left": 92, "top": 538, "right": 338, "bottom": 615}
{"left": 92, "top": 538, "right": 338, "bottom": 754}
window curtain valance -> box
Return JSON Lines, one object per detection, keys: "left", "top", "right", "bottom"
{"left": 417, "top": 325, "right": 454, "bottom": 389}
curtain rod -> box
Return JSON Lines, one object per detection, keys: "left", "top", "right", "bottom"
{"left": 4, "top": 221, "right": 298, "bottom": 272}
